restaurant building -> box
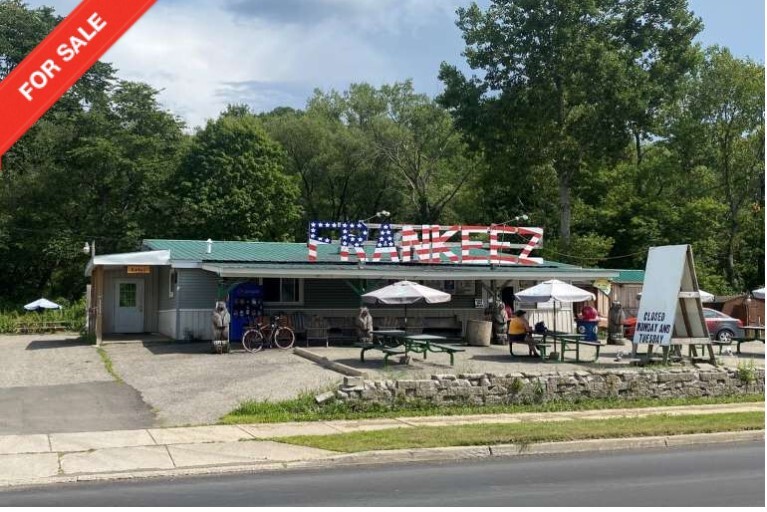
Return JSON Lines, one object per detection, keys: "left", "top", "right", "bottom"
{"left": 85, "top": 224, "right": 621, "bottom": 343}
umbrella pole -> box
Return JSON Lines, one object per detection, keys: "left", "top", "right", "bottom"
{"left": 404, "top": 304, "right": 408, "bottom": 330}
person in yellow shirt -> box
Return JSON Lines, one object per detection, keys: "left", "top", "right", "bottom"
{"left": 508, "top": 310, "right": 539, "bottom": 357}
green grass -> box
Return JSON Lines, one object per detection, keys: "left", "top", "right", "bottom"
{"left": 221, "top": 392, "right": 765, "bottom": 424}
{"left": 277, "top": 411, "right": 765, "bottom": 453}
{"left": 96, "top": 346, "right": 122, "bottom": 383}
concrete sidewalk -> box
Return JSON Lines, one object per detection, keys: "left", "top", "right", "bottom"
{"left": 0, "top": 402, "right": 762, "bottom": 488}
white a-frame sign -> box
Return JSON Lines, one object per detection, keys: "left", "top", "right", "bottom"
{"left": 632, "top": 245, "right": 714, "bottom": 364}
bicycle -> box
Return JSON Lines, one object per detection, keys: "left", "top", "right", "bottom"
{"left": 241, "top": 314, "right": 295, "bottom": 353}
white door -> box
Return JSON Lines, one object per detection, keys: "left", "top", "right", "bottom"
{"left": 114, "top": 280, "right": 144, "bottom": 333}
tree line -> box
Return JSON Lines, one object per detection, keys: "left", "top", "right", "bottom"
{"left": 0, "top": 0, "right": 763, "bottom": 308}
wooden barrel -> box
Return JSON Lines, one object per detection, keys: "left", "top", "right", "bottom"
{"left": 466, "top": 320, "right": 492, "bottom": 346}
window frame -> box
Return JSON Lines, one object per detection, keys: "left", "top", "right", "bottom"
{"left": 168, "top": 269, "right": 177, "bottom": 299}
{"left": 260, "top": 277, "right": 304, "bottom": 306}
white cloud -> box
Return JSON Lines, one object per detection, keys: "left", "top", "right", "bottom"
{"left": 94, "top": 0, "right": 458, "bottom": 128}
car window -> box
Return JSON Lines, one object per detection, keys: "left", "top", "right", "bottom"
{"left": 703, "top": 309, "right": 720, "bottom": 319}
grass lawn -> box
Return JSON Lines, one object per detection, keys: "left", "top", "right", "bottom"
{"left": 220, "top": 393, "right": 765, "bottom": 424}
{"left": 275, "top": 411, "right": 765, "bottom": 453}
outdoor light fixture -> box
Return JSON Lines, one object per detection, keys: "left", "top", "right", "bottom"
{"left": 82, "top": 240, "right": 95, "bottom": 257}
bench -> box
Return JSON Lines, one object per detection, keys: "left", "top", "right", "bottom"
{"left": 423, "top": 342, "right": 465, "bottom": 366}
{"left": 513, "top": 335, "right": 554, "bottom": 361}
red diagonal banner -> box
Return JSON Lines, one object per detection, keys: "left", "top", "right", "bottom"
{"left": 0, "top": 0, "right": 156, "bottom": 158}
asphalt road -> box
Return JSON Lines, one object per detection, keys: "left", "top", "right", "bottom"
{"left": 0, "top": 382, "right": 155, "bottom": 434}
{"left": 0, "top": 442, "right": 763, "bottom": 506}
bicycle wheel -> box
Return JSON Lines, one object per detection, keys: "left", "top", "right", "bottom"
{"left": 273, "top": 327, "right": 295, "bottom": 349}
{"left": 242, "top": 329, "right": 265, "bottom": 353}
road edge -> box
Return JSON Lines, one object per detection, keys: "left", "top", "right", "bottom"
{"left": 1, "top": 430, "right": 762, "bottom": 490}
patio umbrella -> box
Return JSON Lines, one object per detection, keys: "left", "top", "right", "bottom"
{"left": 638, "top": 289, "right": 714, "bottom": 303}
{"left": 23, "top": 298, "right": 62, "bottom": 312}
{"left": 753, "top": 287, "right": 765, "bottom": 300}
{"left": 361, "top": 280, "right": 451, "bottom": 327}
{"left": 514, "top": 279, "right": 595, "bottom": 334}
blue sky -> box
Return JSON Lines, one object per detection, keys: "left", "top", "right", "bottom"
{"left": 28, "top": 0, "right": 766, "bottom": 127}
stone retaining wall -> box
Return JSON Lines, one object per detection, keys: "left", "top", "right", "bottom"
{"left": 329, "top": 368, "right": 765, "bottom": 406}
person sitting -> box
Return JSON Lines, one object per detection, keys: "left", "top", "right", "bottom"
{"left": 508, "top": 310, "right": 539, "bottom": 357}
{"left": 355, "top": 306, "right": 374, "bottom": 343}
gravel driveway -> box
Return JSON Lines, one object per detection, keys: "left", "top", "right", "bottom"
{"left": 104, "top": 341, "right": 342, "bottom": 427}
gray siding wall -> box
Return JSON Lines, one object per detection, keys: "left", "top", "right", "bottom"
{"left": 157, "top": 266, "right": 177, "bottom": 311}
{"left": 178, "top": 268, "right": 219, "bottom": 309}
{"left": 102, "top": 267, "right": 159, "bottom": 333}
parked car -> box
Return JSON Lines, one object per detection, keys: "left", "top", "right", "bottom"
{"left": 622, "top": 308, "right": 744, "bottom": 343}
{"left": 703, "top": 308, "right": 745, "bottom": 342}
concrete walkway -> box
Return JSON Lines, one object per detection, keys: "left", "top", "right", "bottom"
{"left": 0, "top": 402, "right": 762, "bottom": 488}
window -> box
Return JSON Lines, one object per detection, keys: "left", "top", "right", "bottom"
{"left": 119, "top": 283, "right": 137, "bottom": 308}
{"left": 262, "top": 278, "right": 301, "bottom": 304}
{"left": 168, "top": 269, "right": 177, "bottom": 298}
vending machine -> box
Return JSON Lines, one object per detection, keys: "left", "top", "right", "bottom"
{"left": 227, "top": 281, "right": 264, "bottom": 342}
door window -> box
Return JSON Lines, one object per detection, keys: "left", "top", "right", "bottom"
{"left": 119, "top": 283, "right": 137, "bottom": 308}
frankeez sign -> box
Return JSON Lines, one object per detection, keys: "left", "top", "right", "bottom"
{"left": 306, "top": 222, "right": 544, "bottom": 265}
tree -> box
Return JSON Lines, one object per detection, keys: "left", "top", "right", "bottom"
{"left": 264, "top": 82, "right": 480, "bottom": 227}
{"left": 439, "top": 0, "right": 701, "bottom": 244}
{"left": 667, "top": 48, "right": 765, "bottom": 289}
{"left": 0, "top": 81, "right": 186, "bottom": 302}
{"left": 170, "top": 109, "right": 301, "bottom": 242}
{"left": 366, "top": 82, "right": 483, "bottom": 224}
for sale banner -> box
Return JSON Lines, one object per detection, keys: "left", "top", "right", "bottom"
{"left": 0, "top": 0, "right": 156, "bottom": 158}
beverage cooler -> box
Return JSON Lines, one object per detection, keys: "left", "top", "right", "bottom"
{"left": 227, "top": 281, "right": 264, "bottom": 342}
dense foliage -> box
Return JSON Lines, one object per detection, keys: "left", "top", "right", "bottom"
{"left": 0, "top": 0, "right": 763, "bottom": 308}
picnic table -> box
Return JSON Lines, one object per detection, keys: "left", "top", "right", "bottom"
{"left": 517, "top": 334, "right": 554, "bottom": 361}
{"left": 402, "top": 334, "right": 466, "bottom": 366}
{"left": 14, "top": 320, "right": 73, "bottom": 334}
{"left": 357, "top": 330, "right": 407, "bottom": 364}
{"left": 548, "top": 331, "right": 601, "bottom": 362}
{"left": 736, "top": 326, "right": 765, "bottom": 354}
{"left": 357, "top": 331, "right": 465, "bottom": 366}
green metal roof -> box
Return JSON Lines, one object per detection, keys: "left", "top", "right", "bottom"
{"left": 201, "top": 262, "right": 618, "bottom": 280}
{"left": 612, "top": 269, "right": 645, "bottom": 284}
{"left": 143, "top": 239, "right": 574, "bottom": 267}
{"left": 142, "top": 239, "right": 619, "bottom": 280}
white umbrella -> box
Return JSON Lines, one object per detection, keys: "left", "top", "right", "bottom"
{"left": 361, "top": 280, "right": 450, "bottom": 327}
{"left": 24, "top": 298, "right": 62, "bottom": 311}
{"left": 515, "top": 279, "right": 595, "bottom": 334}
{"left": 753, "top": 287, "right": 765, "bottom": 300}
{"left": 638, "top": 289, "right": 714, "bottom": 302}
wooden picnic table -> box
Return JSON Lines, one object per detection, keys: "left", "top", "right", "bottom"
{"left": 737, "top": 326, "right": 765, "bottom": 354}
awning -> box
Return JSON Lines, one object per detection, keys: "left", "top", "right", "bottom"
{"left": 200, "top": 262, "right": 619, "bottom": 281}
{"left": 85, "top": 250, "right": 171, "bottom": 276}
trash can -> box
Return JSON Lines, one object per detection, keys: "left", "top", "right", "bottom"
{"left": 576, "top": 319, "right": 599, "bottom": 342}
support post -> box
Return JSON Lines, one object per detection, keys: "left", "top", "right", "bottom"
{"left": 93, "top": 265, "right": 104, "bottom": 346}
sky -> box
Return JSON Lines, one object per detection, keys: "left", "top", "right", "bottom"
{"left": 26, "top": 0, "right": 766, "bottom": 129}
